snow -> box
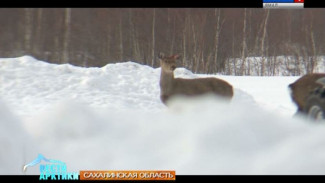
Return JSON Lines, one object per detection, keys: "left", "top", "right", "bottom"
{"left": 1, "top": 56, "right": 325, "bottom": 175}
{"left": 0, "top": 99, "right": 38, "bottom": 174}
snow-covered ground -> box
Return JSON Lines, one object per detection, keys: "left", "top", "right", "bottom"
{"left": 1, "top": 56, "right": 325, "bottom": 175}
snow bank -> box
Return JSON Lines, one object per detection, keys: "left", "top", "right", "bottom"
{"left": 0, "top": 99, "right": 38, "bottom": 174}
{"left": 0, "top": 56, "right": 165, "bottom": 118}
{"left": 23, "top": 95, "right": 325, "bottom": 175}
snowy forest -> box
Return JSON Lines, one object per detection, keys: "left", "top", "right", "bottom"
{"left": 0, "top": 8, "right": 325, "bottom": 75}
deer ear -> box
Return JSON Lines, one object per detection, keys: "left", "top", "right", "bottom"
{"left": 158, "top": 52, "right": 165, "bottom": 59}
{"left": 174, "top": 54, "right": 181, "bottom": 60}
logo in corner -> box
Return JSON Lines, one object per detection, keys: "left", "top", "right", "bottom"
{"left": 24, "top": 154, "right": 78, "bottom": 180}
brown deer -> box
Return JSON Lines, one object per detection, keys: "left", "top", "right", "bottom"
{"left": 289, "top": 73, "right": 325, "bottom": 113}
{"left": 158, "top": 52, "right": 234, "bottom": 104}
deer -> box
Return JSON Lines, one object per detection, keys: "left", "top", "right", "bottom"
{"left": 289, "top": 73, "right": 325, "bottom": 114}
{"left": 158, "top": 52, "right": 234, "bottom": 104}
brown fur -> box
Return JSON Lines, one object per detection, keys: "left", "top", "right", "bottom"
{"left": 158, "top": 52, "right": 234, "bottom": 104}
{"left": 289, "top": 73, "right": 325, "bottom": 112}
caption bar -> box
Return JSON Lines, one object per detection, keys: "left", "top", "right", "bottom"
{"left": 80, "top": 170, "right": 176, "bottom": 181}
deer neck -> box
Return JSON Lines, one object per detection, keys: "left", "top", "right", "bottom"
{"left": 160, "top": 69, "right": 175, "bottom": 92}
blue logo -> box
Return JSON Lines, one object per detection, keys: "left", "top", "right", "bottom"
{"left": 24, "top": 154, "right": 79, "bottom": 180}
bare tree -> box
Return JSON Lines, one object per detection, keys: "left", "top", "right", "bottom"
{"left": 309, "top": 15, "right": 317, "bottom": 73}
{"left": 182, "top": 16, "right": 188, "bottom": 68}
{"left": 151, "top": 8, "right": 156, "bottom": 67}
{"left": 34, "top": 8, "right": 43, "bottom": 55}
{"left": 260, "top": 9, "right": 270, "bottom": 76}
{"left": 62, "top": 8, "right": 71, "bottom": 63}
{"left": 1, "top": 8, "right": 325, "bottom": 75}
{"left": 232, "top": 23, "right": 237, "bottom": 76}
{"left": 240, "top": 8, "right": 247, "bottom": 76}
{"left": 119, "top": 14, "right": 124, "bottom": 61}
{"left": 167, "top": 8, "right": 176, "bottom": 56}
{"left": 213, "top": 9, "right": 224, "bottom": 73}
{"left": 24, "top": 8, "right": 33, "bottom": 52}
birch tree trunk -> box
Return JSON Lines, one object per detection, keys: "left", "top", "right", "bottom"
{"left": 261, "top": 9, "right": 270, "bottom": 76}
{"left": 62, "top": 8, "right": 71, "bottom": 63}
{"left": 213, "top": 9, "right": 223, "bottom": 73}
{"left": 240, "top": 8, "right": 247, "bottom": 76}
{"left": 170, "top": 12, "right": 176, "bottom": 56}
{"left": 310, "top": 31, "right": 316, "bottom": 73}
{"left": 310, "top": 18, "right": 316, "bottom": 73}
{"left": 182, "top": 17, "right": 187, "bottom": 68}
{"left": 119, "top": 15, "right": 123, "bottom": 61}
{"left": 151, "top": 8, "right": 156, "bottom": 67}
{"left": 232, "top": 23, "right": 236, "bottom": 76}
{"left": 24, "top": 8, "right": 33, "bottom": 52}
{"left": 34, "top": 8, "right": 43, "bottom": 55}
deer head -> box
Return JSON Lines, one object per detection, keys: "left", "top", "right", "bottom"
{"left": 158, "top": 52, "right": 180, "bottom": 72}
